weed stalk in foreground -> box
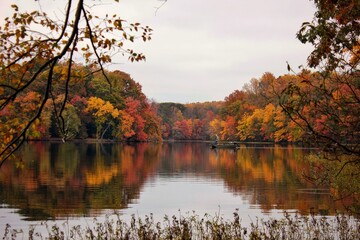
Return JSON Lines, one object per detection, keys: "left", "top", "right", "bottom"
{"left": 2, "top": 211, "right": 360, "bottom": 239}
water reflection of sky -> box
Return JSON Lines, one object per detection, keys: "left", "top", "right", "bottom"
{"left": 0, "top": 175, "right": 281, "bottom": 236}
{"left": 121, "top": 175, "right": 279, "bottom": 224}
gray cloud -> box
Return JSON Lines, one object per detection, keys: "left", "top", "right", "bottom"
{"left": 0, "top": 0, "right": 316, "bottom": 103}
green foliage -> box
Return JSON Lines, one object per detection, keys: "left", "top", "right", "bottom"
{"left": 306, "top": 153, "right": 360, "bottom": 212}
{"left": 61, "top": 104, "right": 81, "bottom": 140}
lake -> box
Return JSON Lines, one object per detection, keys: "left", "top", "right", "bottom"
{"left": 0, "top": 142, "right": 345, "bottom": 234}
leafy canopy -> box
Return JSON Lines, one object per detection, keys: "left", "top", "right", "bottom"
{"left": 0, "top": 0, "right": 152, "bottom": 166}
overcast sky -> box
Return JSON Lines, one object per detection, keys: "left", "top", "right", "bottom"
{"left": 0, "top": 0, "right": 316, "bottom": 103}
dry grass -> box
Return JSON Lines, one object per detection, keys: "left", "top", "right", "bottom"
{"left": 3, "top": 211, "right": 360, "bottom": 240}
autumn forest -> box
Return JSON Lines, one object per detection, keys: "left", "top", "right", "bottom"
{"left": 1, "top": 62, "right": 357, "bottom": 146}
{"left": 0, "top": 0, "right": 358, "bottom": 164}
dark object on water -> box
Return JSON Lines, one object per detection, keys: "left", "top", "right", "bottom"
{"left": 210, "top": 142, "right": 239, "bottom": 149}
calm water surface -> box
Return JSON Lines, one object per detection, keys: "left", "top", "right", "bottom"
{"left": 0, "top": 142, "right": 344, "bottom": 233}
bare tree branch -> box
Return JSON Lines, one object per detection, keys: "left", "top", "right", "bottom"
{"left": 155, "top": 0, "right": 167, "bottom": 16}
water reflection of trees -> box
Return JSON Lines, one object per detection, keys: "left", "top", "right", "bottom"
{"left": 0, "top": 142, "right": 345, "bottom": 221}
{"left": 157, "top": 143, "right": 344, "bottom": 215}
{"left": 207, "top": 145, "right": 344, "bottom": 215}
{"left": 159, "top": 143, "right": 216, "bottom": 176}
{"left": 160, "top": 143, "right": 343, "bottom": 214}
{"left": 0, "top": 142, "right": 161, "bottom": 220}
